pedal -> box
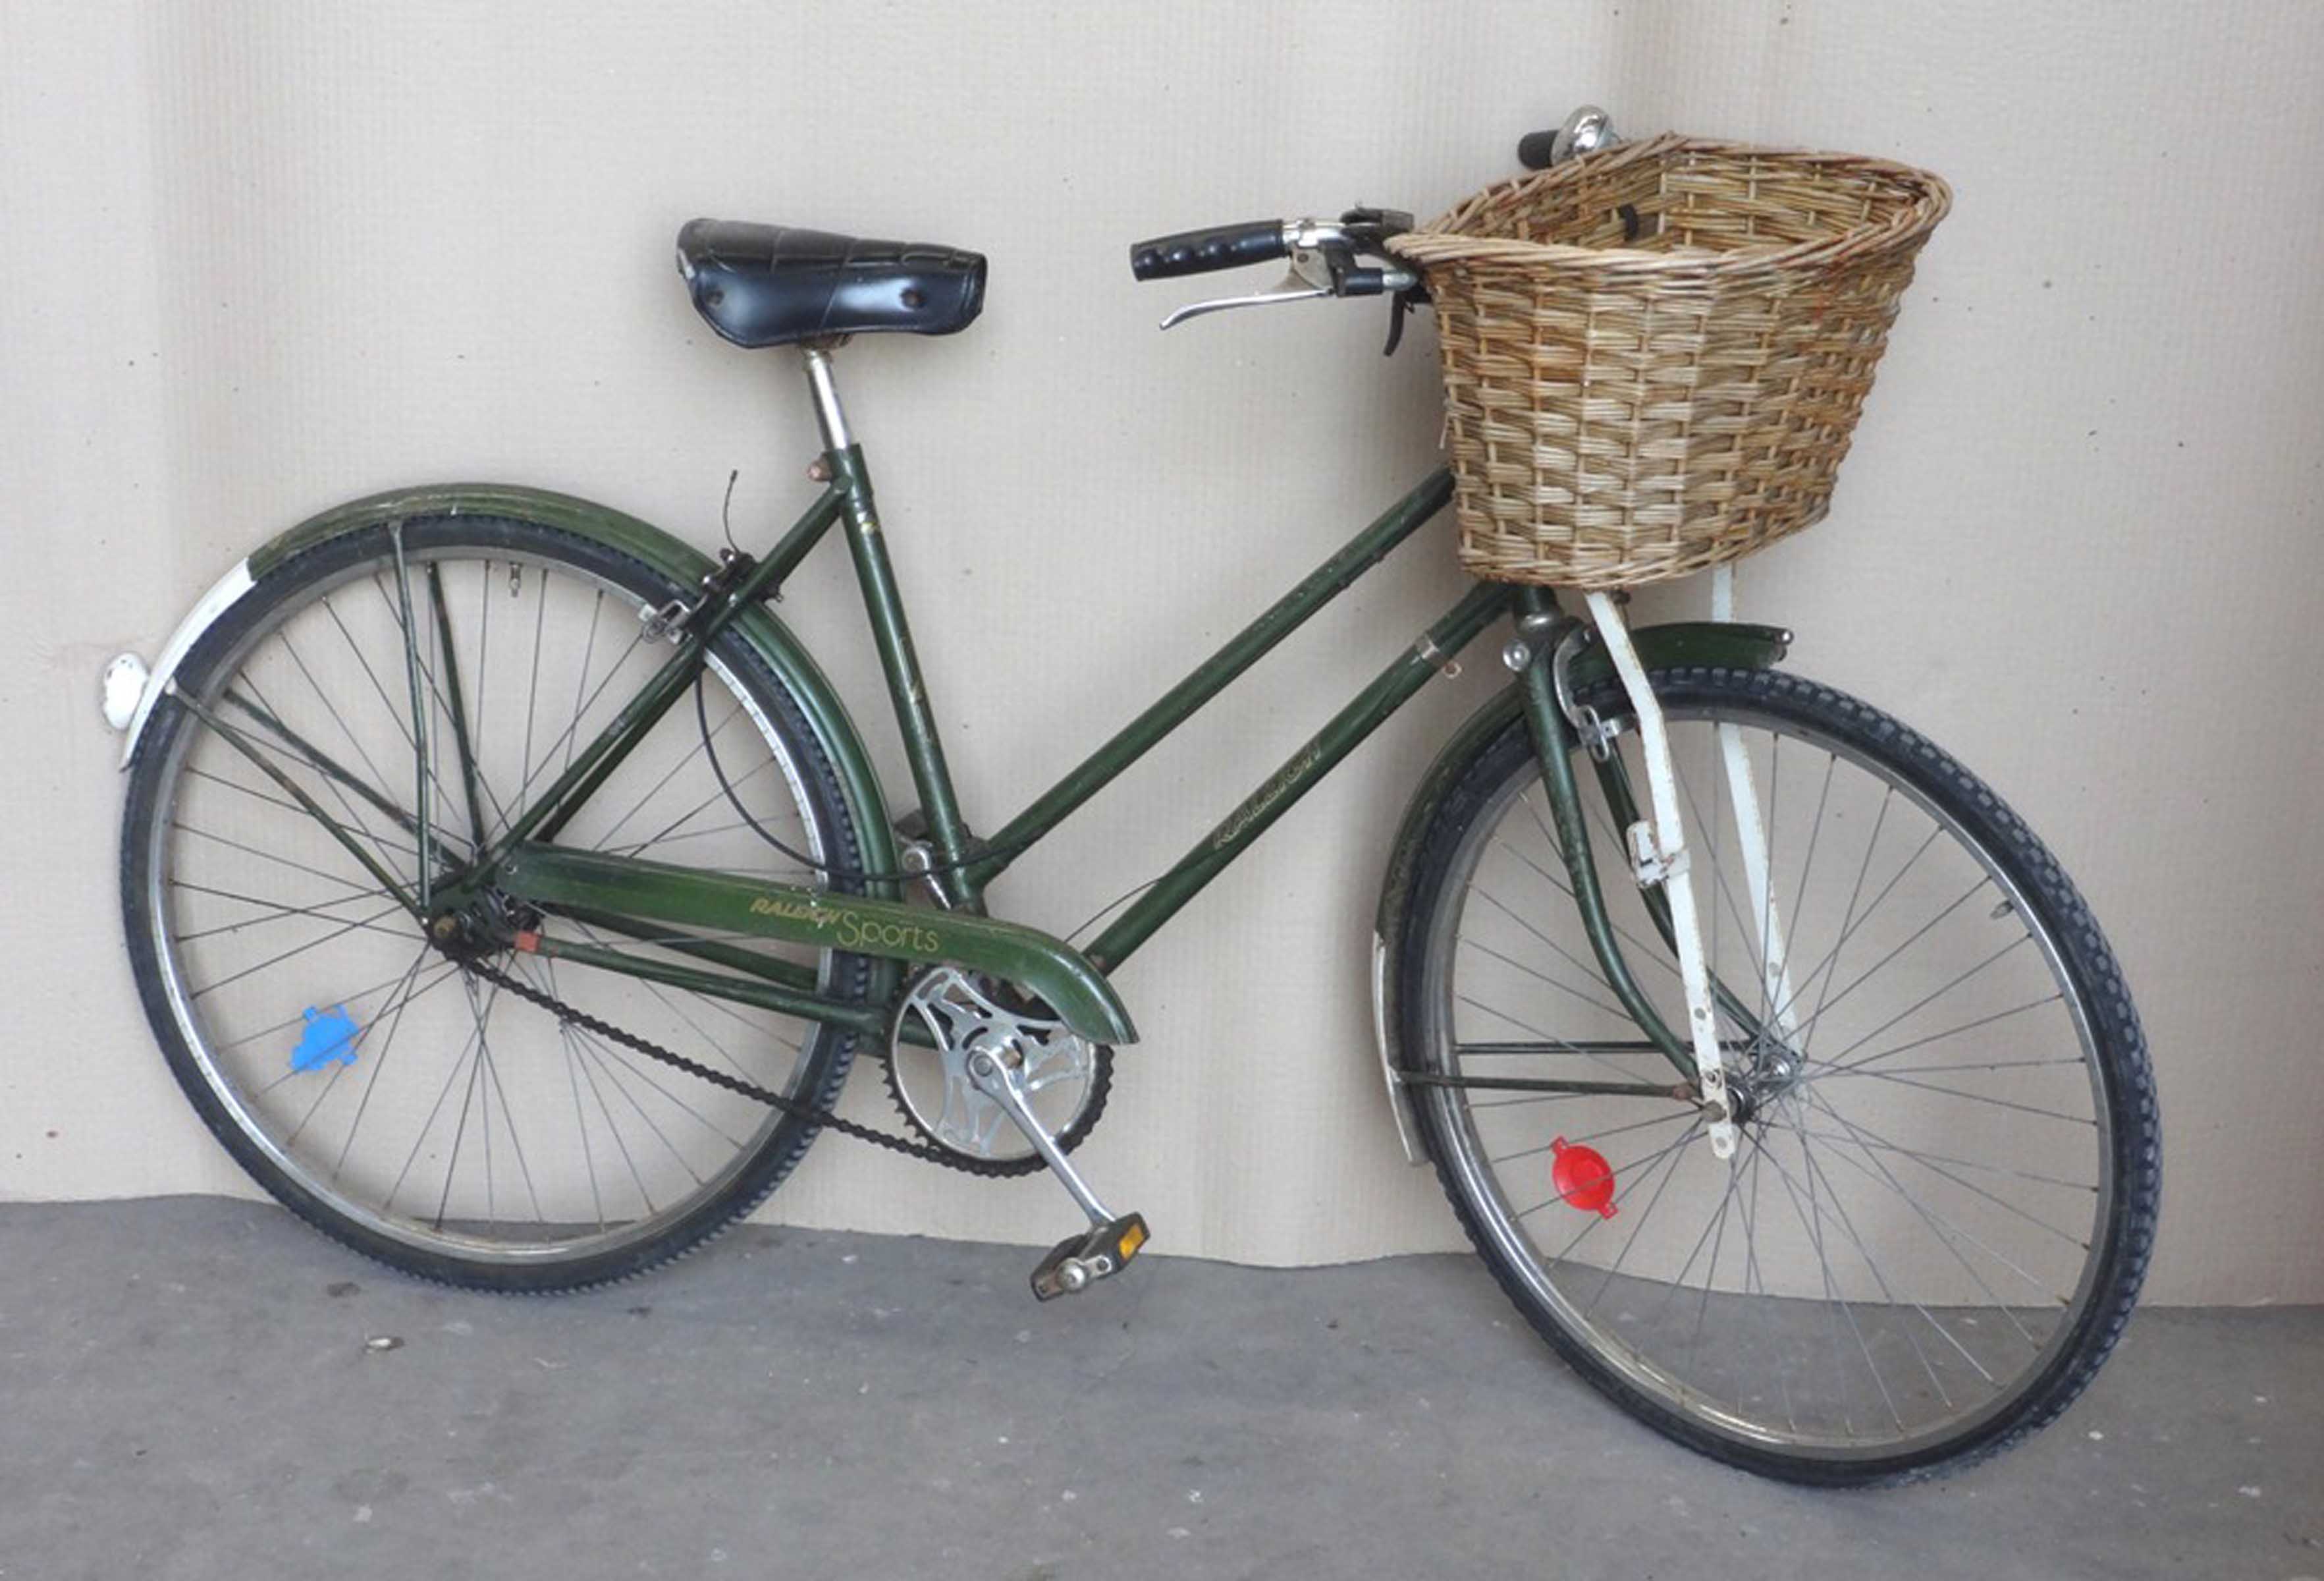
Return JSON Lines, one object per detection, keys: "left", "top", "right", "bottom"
{"left": 1030, "top": 1213, "right": 1149, "bottom": 1301}
{"left": 963, "top": 1028, "right": 1148, "bottom": 1299}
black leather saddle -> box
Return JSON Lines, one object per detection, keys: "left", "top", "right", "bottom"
{"left": 676, "top": 219, "right": 986, "bottom": 349}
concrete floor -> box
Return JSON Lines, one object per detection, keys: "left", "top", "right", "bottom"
{"left": 1, "top": 1198, "right": 2316, "bottom": 1580}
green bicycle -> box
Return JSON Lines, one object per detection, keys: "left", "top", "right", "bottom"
{"left": 107, "top": 112, "right": 2157, "bottom": 1485}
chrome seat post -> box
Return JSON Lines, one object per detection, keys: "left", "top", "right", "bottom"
{"left": 801, "top": 343, "right": 854, "bottom": 453}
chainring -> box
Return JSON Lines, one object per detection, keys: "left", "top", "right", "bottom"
{"left": 883, "top": 966, "right": 1112, "bottom": 1175}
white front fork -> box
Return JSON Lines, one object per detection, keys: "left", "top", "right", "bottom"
{"left": 1582, "top": 592, "right": 1737, "bottom": 1159}
{"left": 1710, "top": 563, "right": 1802, "bottom": 1043}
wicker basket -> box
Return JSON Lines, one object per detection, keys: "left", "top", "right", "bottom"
{"left": 1389, "top": 134, "right": 1951, "bottom": 590}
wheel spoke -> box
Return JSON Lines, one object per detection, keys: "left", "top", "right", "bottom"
{"left": 1798, "top": 1086, "right": 2094, "bottom": 1251}
{"left": 325, "top": 960, "right": 465, "bottom": 1178}
{"left": 1795, "top": 1088, "right": 2061, "bottom": 1317}
{"left": 1460, "top": 913, "right": 1631, "bottom": 1020}
{"left": 184, "top": 684, "right": 419, "bottom": 908}
{"left": 1783, "top": 877, "right": 2003, "bottom": 1055}
{"left": 591, "top": 688, "right": 753, "bottom": 848}
{"left": 170, "top": 878, "right": 400, "bottom": 945}
{"left": 227, "top": 678, "right": 441, "bottom": 860}
{"left": 1496, "top": 821, "right": 1687, "bottom": 987}
{"left": 1771, "top": 825, "right": 1947, "bottom": 1038}
{"left": 1810, "top": 993, "right": 2066, "bottom": 1081}
{"left": 188, "top": 901, "right": 414, "bottom": 1001}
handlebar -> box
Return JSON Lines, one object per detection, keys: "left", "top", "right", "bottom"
{"left": 1129, "top": 219, "right": 1289, "bottom": 281}
{"left": 1130, "top": 108, "right": 1617, "bottom": 294}
{"left": 1128, "top": 211, "right": 1411, "bottom": 283}
{"left": 1119, "top": 108, "right": 1616, "bottom": 343}
{"left": 1124, "top": 210, "right": 1420, "bottom": 335}
{"left": 1515, "top": 128, "right": 1563, "bottom": 171}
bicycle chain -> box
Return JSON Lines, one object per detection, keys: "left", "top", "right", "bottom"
{"left": 458, "top": 955, "right": 1039, "bottom": 1179}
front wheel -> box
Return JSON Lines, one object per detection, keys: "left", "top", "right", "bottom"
{"left": 1392, "top": 666, "right": 2159, "bottom": 1484}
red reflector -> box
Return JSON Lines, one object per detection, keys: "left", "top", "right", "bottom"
{"left": 1551, "top": 1137, "right": 1618, "bottom": 1218}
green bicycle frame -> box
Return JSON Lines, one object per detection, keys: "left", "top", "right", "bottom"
{"left": 485, "top": 456, "right": 1512, "bottom": 1042}
{"left": 259, "top": 371, "right": 1783, "bottom": 1064}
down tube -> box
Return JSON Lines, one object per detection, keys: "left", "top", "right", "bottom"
{"left": 968, "top": 468, "right": 1456, "bottom": 891}
{"left": 1084, "top": 581, "right": 1511, "bottom": 972}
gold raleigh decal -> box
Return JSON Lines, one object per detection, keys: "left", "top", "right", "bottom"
{"left": 1212, "top": 744, "right": 1322, "bottom": 852}
{"left": 747, "top": 895, "right": 942, "bottom": 955}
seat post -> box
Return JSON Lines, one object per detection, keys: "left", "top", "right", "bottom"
{"left": 800, "top": 342, "right": 853, "bottom": 453}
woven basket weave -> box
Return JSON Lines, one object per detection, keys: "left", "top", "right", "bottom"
{"left": 1390, "top": 134, "right": 1951, "bottom": 590}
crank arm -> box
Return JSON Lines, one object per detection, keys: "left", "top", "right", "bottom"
{"left": 967, "top": 1047, "right": 1116, "bottom": 1225}
{"left": 966, "top": 1046, "right": 1151, "bottom": 1300}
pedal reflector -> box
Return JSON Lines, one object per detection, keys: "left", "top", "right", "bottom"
{"left": 1030, "top": 1213, "right": 1149, "bottom": 1301}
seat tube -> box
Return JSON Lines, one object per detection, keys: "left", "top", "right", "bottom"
{"left": 799, "top": 344, "right": 983, "bottom": 904}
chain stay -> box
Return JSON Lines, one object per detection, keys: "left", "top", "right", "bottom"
{"left": 458, "top": 955, "right": 1035, "bottom": 1179}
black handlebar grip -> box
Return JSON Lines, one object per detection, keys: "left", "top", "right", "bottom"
{"left": 1517, "top": 129, "right": 1561, "bottom": 171}
{"left": 1128, "top": 219, "right": 1288, "bottom": 281}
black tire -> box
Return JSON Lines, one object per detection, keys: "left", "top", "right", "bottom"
{"left": 122, "top": 515, "right": 869, "bottom": 1292}
{"left": 1392, "top": 666, "right": 2159, "bottom": 1485}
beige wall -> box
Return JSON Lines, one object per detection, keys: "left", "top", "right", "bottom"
{"left": 5, "top": 0, "right": 2320, "bottom": 1302}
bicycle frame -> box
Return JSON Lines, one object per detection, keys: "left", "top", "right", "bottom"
{"left": 309, "top": 345, "right": 1783, "bottom": 1070}
{"left": 475, "top": 436, "right": 1506, "bottom": 1039}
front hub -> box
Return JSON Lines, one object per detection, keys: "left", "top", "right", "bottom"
{"left": 1729, "top": 1043, "right": 1806, "bottom": 1127}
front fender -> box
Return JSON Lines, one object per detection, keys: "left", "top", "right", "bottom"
{"left": 1368, "top": 619, "right": 1790, "bottom": 1162}
{"left": 125, "top": 483, "right": 902, "bottom": 897}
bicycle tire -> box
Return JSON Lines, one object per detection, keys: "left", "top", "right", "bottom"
{"left": 1392, "top": 665, "right": 2159, "bottom": 1484}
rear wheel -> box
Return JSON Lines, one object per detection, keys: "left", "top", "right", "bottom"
{"left": 1394, "top": 667, "right": 2158, "bottom": 1484}
{"left": 122, "top": 516, "right": 868, "bottom": 1291}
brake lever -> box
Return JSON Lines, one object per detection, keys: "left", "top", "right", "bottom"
{"left": 1158, "top": 239, "right": 1339, "bottom": 331}
{"left": 1158, "top": 274, "right": 1330, "bottom": 330}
